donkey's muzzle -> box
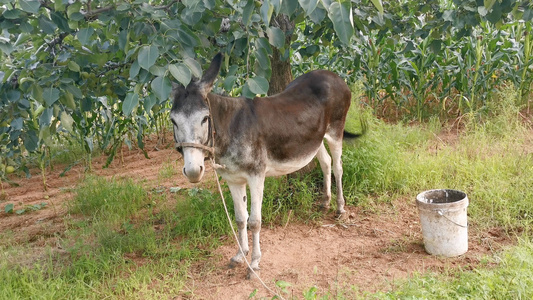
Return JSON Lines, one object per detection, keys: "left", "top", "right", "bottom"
{"left": 181, "top": 147, "right": 206, "bottom": 183}
{"left": 183, "top": 165, "right": 204, "bottom": 183}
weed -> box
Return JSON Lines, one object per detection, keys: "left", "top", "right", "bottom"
{"left": 4, "top": 202, "right": 47, "bottom": 215}
{"left": 374, "top": 239, "right": 533, "bottom": 299}
{"left": 69, "top": 175, "right": 147, "bottom": 222}
{"left": 158, "top": 159, "right": 179, "bottom": 180}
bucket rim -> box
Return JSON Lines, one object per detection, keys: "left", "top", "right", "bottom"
{"left": 416, "top": 189, "right": 468, "bottom": 210}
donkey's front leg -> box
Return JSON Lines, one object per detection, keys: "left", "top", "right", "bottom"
{"left": 227, "top": 182, "right": 249, "bottom": 269}
{"left": 246, "top": 175, "right": 265, "bottom": 279}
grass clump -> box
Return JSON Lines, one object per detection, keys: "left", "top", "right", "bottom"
{"left": 0, "top": 176, "right": 231, "bottom": 299}
{"left": 262, "top": 169, "right": 325, "bottom": 225}
{"left": 69, "top": 175, "right": 147, "bottom": 220}
{"left": 374, "top": 239, "right": 533, "bottom": 299}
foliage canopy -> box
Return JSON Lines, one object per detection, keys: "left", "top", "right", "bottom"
{"left": 0, "top": 0, "right": 532, "bottom": 177}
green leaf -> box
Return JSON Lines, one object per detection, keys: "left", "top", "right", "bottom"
{"left": 144, "top": 94, "right": 157, "bottom": 112}
{"left": 64, "top": 85, "right": 82, "bottom": 99}
{"left": 10, "top": 118, "right": 23, "bottom": 131}
{"left": 524, "top": 8, "right": 533, "bottom": 21}
{"left": 43, "top": 88, "right": 60, "bottom": 107}
{"left": 20, "top": 21, "right": 34, "bottom": 33}
{"left": 130, "top": 60, "right": 141, "bottom": 79}
{"left": 3, "top": 9, "right": 22, "bottom": 19}
{"left": 223, "top": 75, "right": 238, "bottom": 91}
{"left": 67, "top": 61, "right": 80, "bottom": 72}
{"left": 138, "top": 45, "right": 159, "bottom": 70}
{"left": 39, "top": 108, "right": 53, "bottom": 126}
{"left": 246, "top": 76, "right": 269, "bottom": 95}
{"left": 149, "top": 65, "right": 166, "bottom": 76}
{"left": 31, "top": 83, "right": 43, "bottom": 103}
{"left": 298, "top": 0, "right": 318, "bottom": 15}
{"left": 81, "top": 97, "right": 92, "bottom": 112}
{"left": 60, "top": 111, "right": 74, "bottom": 132}
{"left": 151, "top": 76, "right": 172, "bottom": 101}
{"left": 14, "top": 32, "right": 31, "bottom": 47}
{"left": 123, "top": 93, "right": 139, "bottom": 116}
{"left": 0, "top": 42, "right": 13, "bottom": 55}
{"left": 486, "top": 2, "right": 503, "bottom": 24}
{"left": 84, "top": 137, "right": 94, "bottom": 152}
{"left": 77, "top": 28, "right": 94, "bottom": 45}
{"left": 177, "top": 26, "right": 200, "bottom": 48}
{"left": 4, "top": 203, "right": 14, "bottom": 214}
{"left": 0, "top": 42, "right": 14, "bottom": 55}
{"left": 6, "top": 90, "right": 20, "bottom": 102}
{"left": 275, "top": 280, "right": 292, "bottom": 293}
{"left": 280, "top": 0, "right": 298, "bottom": 15}
{"left": 38, "top": 16, "right": 57, "bottom": 34}
{"left": 255, "top": 47, "right": 271, "bottom": 70}
{"left": 242, "top": 0, "right": 254, "bottom": 26}
{"left": 169, "top": 63, "right": 192, "bottom": 86}
{"left": 260, "top": 1, "right": 274, "bottom": 24}
{"left": 328, "top": 1, "right": 354, "bottom": 45}
{"left": 266, "top": 26, "right": 285, "bottom": 48}
{"left": 19, "top": 0, "right": 40, "bottom": 13}
{"left": 369, "top": 0, "right": 384, "bottom": 14}
{"left": 309, "top": 6, "right": 326, "bottom": 23}
{"left": 184, "top": 58, "right": 202, "bottom": 79}
{"left": 51, "top": 11, "right": 70, "bottom": 32}
{"left": 54, "top": 0, "right": 65, "bottom": 12}
{"left": 67, "top": 2, "right": 82, "bottom": 17}
{"left": 118, "top": 30, "right": 128, "bottom": 50}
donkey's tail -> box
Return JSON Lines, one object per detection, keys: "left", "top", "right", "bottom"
{"left": 343, "top": 130, "right": 364, "bottom": 139}
{"left": 343, "top": 116, "right": 368, "bottom": 139}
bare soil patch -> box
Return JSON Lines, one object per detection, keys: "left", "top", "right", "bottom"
{"left": 0, "top": 136, "right": 513, "bottom": 299}
{"left": 184, "top": 202, "right": 510, "bottom": 299}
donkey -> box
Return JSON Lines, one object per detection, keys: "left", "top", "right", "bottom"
{"left": 170, "top": 53, "right": 360, "bottom": 278}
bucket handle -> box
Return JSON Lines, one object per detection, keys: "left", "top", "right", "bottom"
{"left": 437, "top": 210, "right": 467, "bottom": 228}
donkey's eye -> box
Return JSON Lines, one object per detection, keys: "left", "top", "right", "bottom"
{"left": 201, "top": 116, "right": 209, "bottom": 125}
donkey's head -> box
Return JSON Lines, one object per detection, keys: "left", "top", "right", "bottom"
{"left": 170, "top": 53, "right": 222, "bottom": 183}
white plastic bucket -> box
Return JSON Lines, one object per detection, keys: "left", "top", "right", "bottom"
{"left": 416, "top": 189, "right": 468, "bottom": 257}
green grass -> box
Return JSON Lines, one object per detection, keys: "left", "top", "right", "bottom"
{"left": 0, "top": 176, "right": 231, "bottom": 299}
{"left": 373, "top": 238, "right": 533, "bottom": 300}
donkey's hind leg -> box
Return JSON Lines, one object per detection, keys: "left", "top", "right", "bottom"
{"left": 316, "top": 142, "right": 332, "bottom": 210}
{"left": 325, "top": 135, "right": 346, "bottom": 216}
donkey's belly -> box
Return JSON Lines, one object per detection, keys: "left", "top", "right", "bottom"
{"left": 264, "top": 149, "right": 318, "bottom": 177}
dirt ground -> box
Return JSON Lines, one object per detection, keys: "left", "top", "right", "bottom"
{"left": 0, "top": 135, "right": 513, "bottom": 299}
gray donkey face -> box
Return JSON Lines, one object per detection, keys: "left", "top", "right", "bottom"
{"left": 170, "top": 54, "right": 222, "bottom": 183}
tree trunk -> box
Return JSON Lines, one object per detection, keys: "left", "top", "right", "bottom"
{"left": 267, "top": 14, "right": 294, "bottom": 95}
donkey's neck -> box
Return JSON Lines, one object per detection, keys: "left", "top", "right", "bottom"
{"left": 207, "top": 93, "right": 250, "bottom": 157}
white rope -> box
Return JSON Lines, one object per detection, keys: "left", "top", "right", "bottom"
{"left": 210, "top": 158, "right": 285, "bottom": 300}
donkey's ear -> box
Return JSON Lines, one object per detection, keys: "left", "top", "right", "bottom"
{"left": 197, "top": 52, "right": 223, "bottom": 97}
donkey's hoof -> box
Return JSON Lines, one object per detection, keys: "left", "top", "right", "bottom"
{"left": 335, "top": 209, "right": 347, "bottom": 219}
{"left": 246, "top": 267, "right": 261, "bottom": 280}
{"left": 317, "top": 202, "right": 330, "bottom": 212}
{"left": 228, "top": 258, "right": 243, "bottom": 269}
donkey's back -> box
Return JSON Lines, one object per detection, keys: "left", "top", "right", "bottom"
{"left": 249, "top": 70, "right": 352, "bottom": 171}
